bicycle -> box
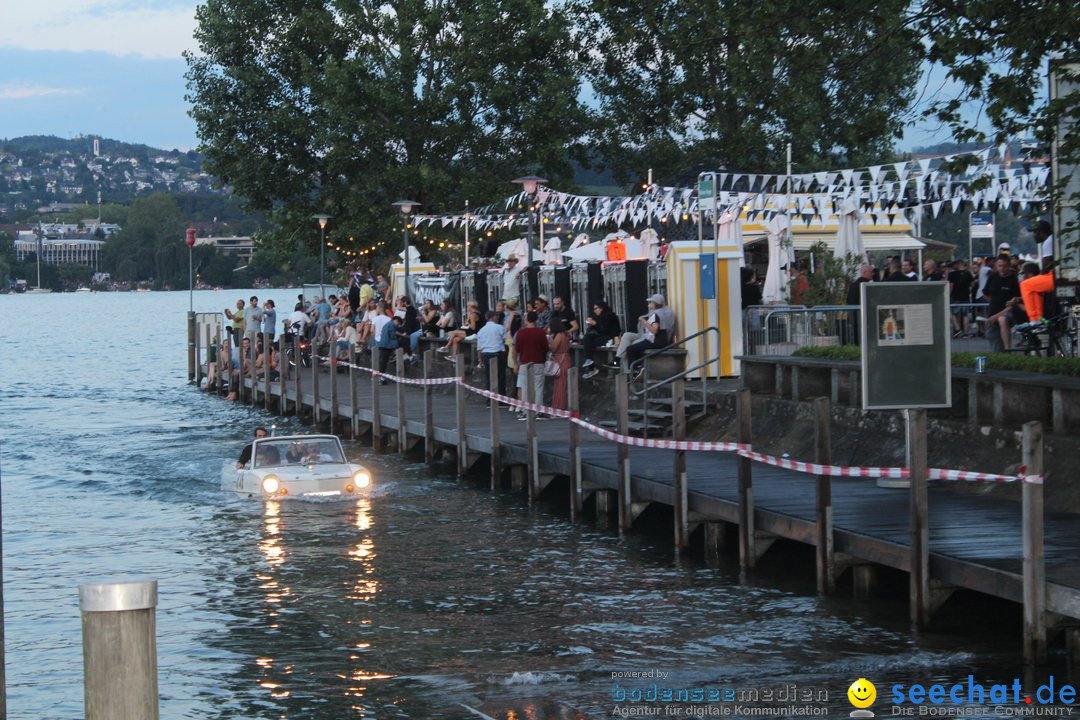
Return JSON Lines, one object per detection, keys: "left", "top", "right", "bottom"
{"left": 1011, "top": 312, "right": 1077, "bottom": 357}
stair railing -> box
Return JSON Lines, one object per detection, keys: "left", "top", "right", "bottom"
{"left": 627, "top": 326, "right": 721, "bottom": 436}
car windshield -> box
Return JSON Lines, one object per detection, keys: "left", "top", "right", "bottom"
{"left": 252, "top": 438, "right": 346, "bottom": 468}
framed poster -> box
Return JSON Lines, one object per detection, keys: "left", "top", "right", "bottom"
{"left": 860, "top": 282, "right": 951, "bottom": 410}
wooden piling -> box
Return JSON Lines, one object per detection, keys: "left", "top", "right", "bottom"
{"left": 371, "top": 348, "right": 382, "bottom": 449}
{"left": 311, "top": 343, "right": 322, "bottom": 424}
{"left": 489, "top": 361, "right": 502, "bottom": 490}
{"left": 349, "top": 346, "right": 358, "bottom": 439}
{"left": 814, "top": 397, "right": 834, "bottom": 594}
{"left": 396, "top": 349, "right": 407, "bottom": 454}
{"left": 672, "top": 377, "right": 689, "bottom": 552}
{"left": 1022, "top": 421, "right": 1046, "bottom": 664}
{"left": 423, "top": 350, "right": 435, "bottom": 464}
{"left": 455, "top": 354, "right": 467, "bottom": 476}
{"left": 237, "top": 334, "right": 247, "bottom": 403}
{"left": 616, "top": 373, "right": 632, "bottom": 531}
{"left": 263, "top": 332, "right": 271, "bottom": 413}
{"left": 907, "top": 408, "right": 930, "bottom": 628}
{"left": 276, "top": 335, "right": 285, "bottom": 417}
{"left": 187, "top": 311, "right": 196, "bottom": 384}
{"left": 736, "top": 388, "right": 755, "bottom": 569}
{"left": 292, "top": 339, "right": 301, "bottom": 418}
{"left": 568, "top": 367, "right": 582, "bottom": 518}
{"left": 329, "top": 343, "right": 338, "bottom": 431}
{"left": 526, "top": 363, "right": 539, "bottom": 501}
{"left": 80, "top": 580, "right": 158, "bottom": 720}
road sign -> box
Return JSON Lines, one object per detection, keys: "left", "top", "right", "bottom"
{"left": 860, "top": 282, "right": 951, "bottom": 410}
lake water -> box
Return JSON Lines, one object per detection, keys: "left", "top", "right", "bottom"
{"left": 0, "top": 289, "right": 1052, "bottom": 719}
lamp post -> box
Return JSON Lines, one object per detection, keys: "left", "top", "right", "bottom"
{"left": 313, "top": 214, "right": 331, "bottom": 299}
{"left": 186, "top": 228, "right": 196, "bottom": 312}
{"left": 393, "top": 200, "right": 420, "bottom": 301}
{"left": 512, "top": 175, "right": 547, "bottom": 272}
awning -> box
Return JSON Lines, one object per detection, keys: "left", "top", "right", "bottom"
{"left": 745, "top": 232, "right": 925, "bottom": 252}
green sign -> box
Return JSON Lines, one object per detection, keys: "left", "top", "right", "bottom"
{"left": 860, "top": 282, "right": 951, "bottom": 410}
{"left": 698, "top": 175, "right": 714, "bottom": 200}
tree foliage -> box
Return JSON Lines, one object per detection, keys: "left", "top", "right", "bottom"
{"left": 185, "top": 0, "right": 591, "bottom": 261}
{"left": 572, "top": 0, "right": 923, "bottom": 183}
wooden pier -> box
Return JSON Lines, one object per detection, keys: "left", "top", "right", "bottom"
{"left": 196, "top": 335, "right": 1080, "bottom": 663}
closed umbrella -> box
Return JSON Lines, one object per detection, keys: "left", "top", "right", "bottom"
{"left": 639, "top": 228, "right": 660, "bottom": 260}
{"left": 836, "top": 197, "right": 865, "bottom": 260}
{"left": 716, "top": 210, "right": 744, "bottom": 266}
{"left": 762, "top": 213, "right": 791, "bottom": 303}
{"left": 543, "top": 236, "right": 563, "bottom": 264}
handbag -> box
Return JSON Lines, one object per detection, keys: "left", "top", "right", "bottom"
{"left": 544, "top": 359, "right": 561, "bottom": 377}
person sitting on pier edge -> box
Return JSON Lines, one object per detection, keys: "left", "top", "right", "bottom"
{"left": 236, "top": 426, "right": 270, "bottom": 468}
{"left": 551, "top": 295, "right": 578, "bottom": 337}
{"left": 622, "top": 294, "right": 676, "bottom": 375}
{"left": 534, "top": 294, "right": 552, "bottom": 329}
{"left": 581, "top": 300, "right": 620, "bottom": 379}
{"left": 476, "top": 310, "right": 508, "bottom": 398}
{"left": 261, "top": 299, "right": 277, "bottom": 344}
{"left": 375, "top": 314, "right": 403, "bottom": 383}
{"left": 514, "top": 310, "right": 549, "bottom": 419}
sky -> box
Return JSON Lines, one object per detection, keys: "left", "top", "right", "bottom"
{"left": 0, "top": 0, "right": 989, "bottom": 156}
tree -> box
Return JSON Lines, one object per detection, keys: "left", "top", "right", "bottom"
{"left": 572, "top": 0, "right": 923, "bottom": 183}
{"left": 101, "top": 192, "right": 187, "bottom": 283}
{"left": 185, "top": 0, "right": 592, "bottom": 261}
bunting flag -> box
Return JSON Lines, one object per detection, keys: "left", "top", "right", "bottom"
{"left": 407, "top": 147, "right": 1049, "bottom": 232}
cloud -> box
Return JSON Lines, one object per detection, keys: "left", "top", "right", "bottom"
{"left": 0, "top": 1, "right": 198, "bottom": 59}
{"left": 0, "top": 83, "right": 84, "bottom": 100}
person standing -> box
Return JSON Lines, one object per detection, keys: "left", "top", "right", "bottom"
{"left": 548, "top": 318, "right": 573, "bottom": 411}
{"left": 741, "top": 267, "right": 763, "bottom": 309}
{"left": 948, "top": 260, "right": 974, "bottom": 336}
{"left": 261, "top": 299, "right": 277, "bottom": 344}
{"left": 846, "top": 264, "right": 873, "bottom": 305}
{"left": 534, "top": 294, "right": 552, "bottom": 329}
{"left": 244, "top": 296, "right": 263, "bottom": 354}
{"left": 224, "top": 298, "right": 245, "bottom": 343}
{"left": 501, "top": 254, "right": 522, "bottom": 302}
{"left": 923, "top": 260, "right": 944, "bottom": 282}
{"left": 374, "top": 315, "right": 403, "bottom": 383}
{"left": 551, "top": 296, "right": 578, "bottom": 337}
{"left": 514, "top": 311, "right": 548, "bottom": 418}
{"left": 476, "top": 311, "right": 508, "bottom": 398}
{"left": 1035, "top": 220, "right": 1054, "bottom": 261}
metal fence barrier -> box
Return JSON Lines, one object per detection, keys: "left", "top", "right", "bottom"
{"left": 742, "top": 303, "right": 993, "bottom": 356}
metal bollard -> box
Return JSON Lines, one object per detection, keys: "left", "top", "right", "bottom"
{"left": 80, "top": 579, "right": 159, "bottom": 720}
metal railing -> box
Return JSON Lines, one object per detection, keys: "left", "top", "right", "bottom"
{"left": 628, "top": 326, "right": 721, "bottom": 435}
{"left": 741, "top": 303, "right": 995, "bottom": 356}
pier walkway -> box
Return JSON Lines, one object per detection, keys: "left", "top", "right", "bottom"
{"left": 210, "top": 349, "right": 1080, "bottom": 661}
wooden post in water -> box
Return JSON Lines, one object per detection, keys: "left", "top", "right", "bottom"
{"left": 396, "top": 349, "right": 407, "bottom": 454}
{"left": 329, "top": 347, "right": 339, "bottom": 432}
{"left": 187, "top": 312, "right": 196, "bottom": 384}
{"left": 455, "top": 355, "right": 467, "bottom": 476}
{"left": 672, "top": 377, "right": 689, "bottom": 552}
{"left": 526, "top": 363, "right": 539, "bottom": 501}
{"left": 371, "top": 348, "right": 382, "bottom": 449}
{"left": 203, "top": 324, "right": 212, "bottom": 387}
{"left": 239, "top": 335, "right": 248, "bottom": 404}
{"left": 80, "top": 580, "right": 158, "bottom": 720}
{"left": 311, "top": 345, "right": 322, "bottom": 425}
{"left": 907, "top": 408, "right": 930, "bottom": 629}
{"left": 616, "top": 373, "right": 632, "bottom": 530}
{"left": 568, "top": 367, "right": 582, "bottom": 518}
{"left": 423, "top": 350, "right": 435, "bottom": 464}
{"left": 276, "top": 335, "right": 285, "bottom": 417}
{"left": 292, "top": 339, "right": 302, "bottom": 418}
{"left": 349, "top": 346, "right": 359, "bottom": 439}
{"left": 736, "top": 388, "right": 755, "bottom": 570}
{"left": 263, "top": 333, "right": 272, "bottom": 413}
{"left": 489, "top": 361, "right": 502, "bottom": 490}
{"left": 814, "top": 397, "right": 834, "bottom": 594}
{"left": 1022, "top": 421, "right": 1046, "bottom": 665}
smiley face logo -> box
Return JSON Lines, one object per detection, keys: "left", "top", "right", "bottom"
{"left": 848, "top": 678, "right": 877, "bottom": 709}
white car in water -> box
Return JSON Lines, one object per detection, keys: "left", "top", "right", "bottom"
{"left": 221, "top": 434, "right": 372, "bottom": 499}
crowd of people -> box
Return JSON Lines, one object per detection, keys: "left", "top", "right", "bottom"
{"left": 204, "top": 261, "right": 680, "bottom": 414}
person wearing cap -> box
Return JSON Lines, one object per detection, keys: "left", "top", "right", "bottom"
{"left": 534, "top": 294, "right": 551, "bottom": 329}
{"left": 502, "top": 254, "right": 522, "bottom": 301}
{"left": 620, "top": 294, "right": 676, "bottom": 373}
{"left": 997, "top": 242, "right": 1011, "bottom": 256}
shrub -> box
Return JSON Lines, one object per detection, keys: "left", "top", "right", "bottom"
{"left": 792, "top": 346, "right": 1080, "bottom": 377}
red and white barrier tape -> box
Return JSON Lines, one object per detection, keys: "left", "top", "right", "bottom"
{"left": 312, "top": 354, "right": 1041, "bottom": 485}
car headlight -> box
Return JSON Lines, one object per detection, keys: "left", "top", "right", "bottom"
{"left": 261, "top": 476, "right": 280, "bottom": 494}
{"left": 352, "top": 469, "right": 371, "bottom": 488}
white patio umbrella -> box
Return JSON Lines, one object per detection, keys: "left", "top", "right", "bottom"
{"left": 639, "top": 228, "right": 660, "bottom": 260}
{"left": 762, "top": 213, "right": 791, "bottom": 304}
{"left": 716, "top": 210, "right": 744, "bottom": 266}
{"left": 835, "top": 197, "right": 866, "bottom": 260}
{"left": 543, "top": 236, "right": 563, "bottom": 264}
{"left": 494, "top": 238, "right": 528, "bottom": 260}
{"left": 568, "top": 233, "right": 591, "bottom": 250}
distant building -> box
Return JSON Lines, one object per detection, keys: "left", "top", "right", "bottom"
{"left": 14, "top": 236, "right": 104, "bottom": 270}
{"left": 195, "top": 235, "right": 254, "bottom": 262}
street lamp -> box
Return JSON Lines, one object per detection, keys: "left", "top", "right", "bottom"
{"left": 313, "top": 214, "right": 331, "bottom": 299}
{"left": 393, "top": 200, "right": 420, "bottom": 301}
{"left": 511, "top": 175, "right": 547, "bottom": 274}
{"left": 186, "top": 227, "right": 196, "bottom": 312}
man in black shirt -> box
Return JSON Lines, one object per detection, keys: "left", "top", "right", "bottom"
{"left": 237, "top": 426, "right": 270, "bottom": 468}
{"left": 923, "top": 259, "right": 944, "bottom": 282}
{"left": 981, "top": 256, "right": 1022, "bottom": 350}
{"left": 948, "top": 260, "right": 974, "bottom": 337}
{"left": 845, "top": 263, "right": 873, "bottom": 305}
{"left": 551, "top": 296, "right": 579, "bottom": 337}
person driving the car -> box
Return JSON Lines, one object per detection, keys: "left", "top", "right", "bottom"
{"left": 236, "top": 427, "right": 269, "bottom": 469}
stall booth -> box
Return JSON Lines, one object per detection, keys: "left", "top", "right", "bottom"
{"left": 602, "top": 259, "right": 651, "bottom": 337}
{"left": 389, "top": 261, "right": 438, "bottom": 303}
{"left": 538, "top": 265, "right": 572, "bottom": 307}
